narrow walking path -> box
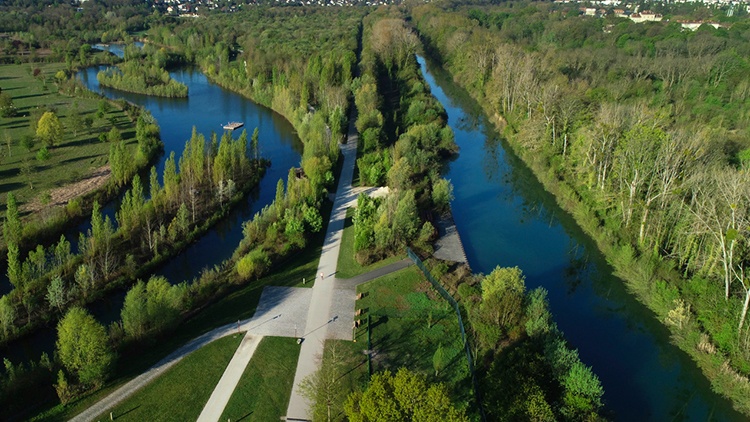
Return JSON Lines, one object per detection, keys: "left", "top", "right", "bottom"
{"left": 69, "top": 320, "right": 243, "bottom": 422}
{"left": 285, "top": 111, "right": 360, "bottom": 421}
{"left": 197, "top": 333, "right": 263, "bottom": 422}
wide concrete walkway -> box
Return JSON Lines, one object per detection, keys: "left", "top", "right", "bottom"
{"left": 196, "top": 333, "right": 263, "bottom": 422}
{"left": 285, "top": 112, "right": 361, "bottom": 421}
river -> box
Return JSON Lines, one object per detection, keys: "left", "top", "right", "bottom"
{"left": 417, "top": 56, "right": 743, "bottom": 421}
{"left": 0, "top": 60, "right": 302, "bottom": 365}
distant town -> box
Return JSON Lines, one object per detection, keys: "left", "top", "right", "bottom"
{"left": 136, "top": 0, "right": 750, "bottom": 27}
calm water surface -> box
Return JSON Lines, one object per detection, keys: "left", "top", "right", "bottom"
{"left": 418, "top": 56, "right": 744, "bottom": 421}
{"left": 0, "top": 62, "right": 301, "bottom": 363}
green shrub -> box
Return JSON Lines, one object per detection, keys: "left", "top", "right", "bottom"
{"left": 236, "top": 248, "right": 271, "bottom": 281}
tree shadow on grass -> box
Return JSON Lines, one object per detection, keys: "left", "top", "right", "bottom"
{"left": 0, "top": 122, "right": 30, "bottom": 130}
{"left": 13, "top": 93, "right": 48, "bottom": 101}
{"left": 0, "top": 181, "right": 24, "bottom": 195}
{"left": 64, "top": 137, "right": 103, "bottom": 148}
{"left": 58, "top": 154, "right": 101, "bottom": 166}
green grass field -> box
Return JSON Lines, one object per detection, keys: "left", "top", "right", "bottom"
{"left": 97, "top": 334, "right": 243, "bottom": 421}
{"left": 310, "top": 267, "right": 473, "bottom": 421}
{"left": 0, "top": 63, "right": 136, "bottom": 214}
{"left": 220, "top": 337, "right": 300, "bottom": 421}
{"left": 355, "top": 267, "right": 471, "bottom": 397}
{"left": 336, "top": 207, "right": 404, "bottom": 279}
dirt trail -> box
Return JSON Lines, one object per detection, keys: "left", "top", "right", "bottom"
{"left": 23, "top": 165, "right": 111, "bottom": 212}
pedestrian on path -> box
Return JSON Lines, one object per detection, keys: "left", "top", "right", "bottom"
{"left": 320, "top": 272, "right": 324, "bottom": 281}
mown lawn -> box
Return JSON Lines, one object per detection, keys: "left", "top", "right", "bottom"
{"left": 97, "top": 334, "right": 242, "bottom": 421}
{"left": 0, "top": 62, "right": 136, "bottom": 213}
{"left": 355, "top": 266, "right": 471, "bottom": 398}
{"left": 336, "top": 207, "right": 404, "bottom": 279}
{"left": 313, "top": 267, "right": 473, "bottom": 421}
{"left": 220, "top": 337, "right": 300, "bottom": 422}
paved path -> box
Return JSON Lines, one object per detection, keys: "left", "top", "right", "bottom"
{"left": 197, "top": 333, "right": 263, "bottom": 422}
{"left": 69, "top": 320, "right": 244, "bottom": 422}
{"left": 285, "top": 109, "right": 362, "bottom": 421}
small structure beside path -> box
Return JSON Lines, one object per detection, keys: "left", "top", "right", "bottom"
{"left": 433, "top": 212, "right": 470, "bottom": 268}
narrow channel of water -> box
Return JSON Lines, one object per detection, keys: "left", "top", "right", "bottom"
{"left": 418, "top": 56, "right": 744, "bottom": 421}
{"left": 0, "top": 61, "right": 302, "bottom": 364}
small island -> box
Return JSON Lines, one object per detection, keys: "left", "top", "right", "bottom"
{"left": 97, "top": 60, "right": 188, "bottom": 98}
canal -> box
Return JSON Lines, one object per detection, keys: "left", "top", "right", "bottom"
{"left": 418, "top": 56, "right": 743, "bottom": 421}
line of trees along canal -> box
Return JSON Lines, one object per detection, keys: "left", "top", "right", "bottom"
{"left": 414, "top": 1, "right": 750, "bottom": 415}
{"left": 1, "top": 7, "right": 360, "bottom": 419}
{"left": 351, "top": 10, "right": 458, "bottom": 264}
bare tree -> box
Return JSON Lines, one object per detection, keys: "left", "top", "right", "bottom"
{"left": 690, "top": 168, "right": 750, "bottom": 300}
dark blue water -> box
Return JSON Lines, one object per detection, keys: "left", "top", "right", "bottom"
{"left": 0, "top": 63, "right": 302, "bottom": 364}
{"left": 77, "top": 67, "right": 302, "bottom": 285}
{"left": 418, "top": 56, "right": 744, "bottom": 421}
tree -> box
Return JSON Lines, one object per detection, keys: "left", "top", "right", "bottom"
{"left": 36, "top": 111, "right": 63, "bottom": 147}
{"left": 0, "top": 295, "right": 16, "bottom": 337}
{"left": 0, "top": 92, "right": 17, "bottom": 117}
{"left": 20, "top": 134, "right": 35, "bottom": 152}
{"left": 54, "top": 370, "right": 74, "bottom": 405}
{"left": 19, "top": 159, "right": 35, "bottom": 189}
{"left": 89, "top": 201, "right": 117, "bottom": 279}
{"left": 472, "top": 266, "right": 527, "bottom": 349}
{"left": 275, "top": 178, "right": 285, "bottom": 219}
{"left": 6, "top": 243, "right": 22, "bottom": 289}
{"left": 36, "top": 146, "right": 50, "bottom": 162}
{"left": 74, "top": 264, "right": 94, "bottom": 299}
{"left": 344, "top": 368, "right": 468, "bottom": 422}
{"left": 3, "top": 131, "right": 12, "bottom": 157}
{"left": 561, "top": 362, "right": 604, "bottom": 420}
{"left": 300, "top": 342, "right": 347, "bottom": 422}
{"left": 68, "top": 103, "right": 84, "bottom": 137}
{"left": 107, "top": 127, "right": 121, "bottom": 143}
{"left": 432, "top": 178, "right": 454, "bottom": 214}
{"left": 690, "top": 168, "right": 750, "bottom": 300}
{"left": 236, "top": 248, "right": 270, "bottom": 280}
{"left": 121, "top": 276, "right": 185, "bottom": 339}
{"left": 46, "top": 276, "right": 67, "bottom": 313}
{"left": 3, "top": 192, "right": 22, "bottom": 245}
{"left": 251, "top": 127, "right": 260, "bottom": 161}
{"left": 433, "top": 344, "right": 450, "bottom": 376}
{"left": 392, "top": 190, "right": 420, "bottom": 245}
{"left": 56, "top": 307, "right": 115, "bottom": 386}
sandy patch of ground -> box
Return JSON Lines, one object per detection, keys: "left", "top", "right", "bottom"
{"left": 23, "top": 165, "right": 111, "bottom": 213}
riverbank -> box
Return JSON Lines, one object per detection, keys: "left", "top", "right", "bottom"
{"left": 418, "top": 51, "right": 750, "bottom": 417}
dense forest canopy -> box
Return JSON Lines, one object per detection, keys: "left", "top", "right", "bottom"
{"left": 414, "top": 0, "right": 750, "bottom": 413}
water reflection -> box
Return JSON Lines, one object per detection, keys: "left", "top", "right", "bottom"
{"left": 418, "top": 56, "right": 742, "bottom": 421}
